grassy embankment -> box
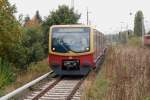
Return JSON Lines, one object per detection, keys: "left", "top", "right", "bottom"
{"left": 0, "top": 59, "right": 49, "bottom": 96}
{"left": 83, "top": 39, "right": 150, "bottom": 100}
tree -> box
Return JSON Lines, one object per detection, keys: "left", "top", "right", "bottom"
{"left": 0, "top": 0, "right": 21, "bottom": 61}
{"left": 0, "top": 58, "right": 15, "bottom": 88}
{"left": 35, "top": 10, "right": 42, "bottom": 23}
{"left": 134, "top": 10, "right": 145, "bottom": 36}
{"left": 23, "top": 27, "right": 45, "bottom": 64}
{"left": 24, "top": 15, "right": 30, "bottom": 27}
{"left": 42, "top": 5, "right": 80, "bottom": 54}
{"left": 24, "top": 11, "right": 42, "bottom": 28}
{"left": 13, "top": 10, "right": 44, "bottom": 70}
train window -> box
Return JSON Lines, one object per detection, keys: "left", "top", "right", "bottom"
{"left": 51, "top": 27, "right": 90, "bottom": 53}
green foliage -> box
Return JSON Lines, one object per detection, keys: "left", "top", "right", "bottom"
{"left": 31, "top": 42, "right": 45, "bottom": 62}
{"left": 35, "top": 10, "right": 42, "bottom": 23}
{"left": 0, "top": 0, "right": 47, "bottom": 93}
{"left": 0, "top": 58, "right": 15, "bottom": 89}
{"left": 128, "top": 36, "right": 142, "bottom": 47}
{"left": 44, "top": 5, "right": 80, "bottom": 25}
{"left": 134, "top": 10, "right": 145, "bottom": 36}
{"left": 0, "top": 2, "right": 80, "bottom": 90}
{"left": 42, "top": 5, "right": 80, "bottom": 54}
{"left": 0, "top": 3, "right": 45, "bottom": 70}
{"left": 24, "top": 11, "right": 42, "bottom": 28}
{"left": 24, "top": 15, "right": 30, "bottom": 24}
{"left": 22, "top": 27, "right": 45, "bottom": 66}
{"left": 85, "top": 75, "right": 109, "bottom": 100}
{"left": 0, "top": 0, "right": 21, "bottom": 61}
{"left": 10, "top": 42, "right": 28, "bottom": 70}
{"left": 144, "top": 97, "right": 150, "bottom": 100}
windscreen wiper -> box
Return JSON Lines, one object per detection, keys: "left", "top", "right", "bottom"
{"left": 60, "top": 42, "right": 70, "bottom": 52}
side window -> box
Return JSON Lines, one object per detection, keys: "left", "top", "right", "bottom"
{"left": 94, "top": 30, "right": 97, "bottom": 49}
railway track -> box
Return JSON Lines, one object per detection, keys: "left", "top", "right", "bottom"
{"left": 0, "top": 71, "right": 90, "bottom": 100}
{"left": 0, "top": 69, "right": 99, "bottom": 100}
{"left": 1, "top": 65, "right": 101, "bottom": 100}
{"left": 23, "top": 76, "right": 85, "bottom": 100}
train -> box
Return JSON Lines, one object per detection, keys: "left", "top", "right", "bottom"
{"left": 144, "top": 34, "right": 150, "bottom": 46}
{"left": 48, "top": 25, "right": 106, "bottom": 75}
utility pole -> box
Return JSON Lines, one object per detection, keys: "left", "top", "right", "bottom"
{"left": 87, "top": 8, "right": 89, "bottom": 25}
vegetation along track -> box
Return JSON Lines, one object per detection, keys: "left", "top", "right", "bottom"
{"left": 23, "top": 76, "right": 85, "bottom": 100}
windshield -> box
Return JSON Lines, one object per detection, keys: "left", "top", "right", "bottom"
{"left": 51, "top": 27, "right": 90, "bottom": 53}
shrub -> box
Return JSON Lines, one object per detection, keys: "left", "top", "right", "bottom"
{"left": 0, "top": 58, "right": 15, "bottom": 89}
{"left": 128, "top": 36, "right": 142, "bottom": 47}
{"left": 23, "top": 27, "right": 45, "bottom": 64}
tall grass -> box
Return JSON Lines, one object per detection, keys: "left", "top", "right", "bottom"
{"left": 1, "top": 59, "right": 49, "bottom": 96}
{"left": 82, "top": 74, "right": 109, "bottom": 100}
{"left": 82, "top": 50, "right": 111, "bottom": 100}
{"left": 104, "top": 46, "right": 150, "bottom": 100}
{"left": 0, "top": 58, "right": 15, "bottom": 95}
{"left": 128, "top": 36, "right": 142, "bottom": 47}
{"left": 83, "top": 46, "right": 150, "bottom": 100}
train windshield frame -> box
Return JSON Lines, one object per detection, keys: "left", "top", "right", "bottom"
{"left": 51, "top": 27, "right": 90, "bottom": 53}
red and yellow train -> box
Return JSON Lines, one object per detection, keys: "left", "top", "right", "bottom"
{"left": 48, "top": 25, "right": 106, "bottom": 75}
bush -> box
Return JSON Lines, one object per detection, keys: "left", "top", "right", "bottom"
{"left": 22, "top": 27, "right": 45, "bottom": 66}
{"left": 128, "top": 36, "right": 142, "bottom": 47}
{"left": 0, "top": 58, "right": 15, "bottom": 89}
{"left": 30, "top": 42, "right": 45, "bottom": 62}
{"left": 7, "top": 27, "right": 45, "bottom": 70}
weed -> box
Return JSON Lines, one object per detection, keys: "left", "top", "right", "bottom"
{"left": 128, "top": 36, "right": 142, "bottom": 47}
{"left": 83, "top": 46, "right": 150, "bottom": 100}
{"left": 0, "top": 59, "right": 49, "bottom": 96}
{"left": 0, "top": 58, "right": 15, "bottom": 89}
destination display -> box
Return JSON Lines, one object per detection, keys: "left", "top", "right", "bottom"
{"left": 52, "top": 27, "right": 90, "bottom": 33}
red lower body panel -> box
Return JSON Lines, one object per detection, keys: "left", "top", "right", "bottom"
{"left": 48, "top": 54, "right": 95, "bottom": 75}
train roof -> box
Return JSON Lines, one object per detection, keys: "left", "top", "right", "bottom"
{"left": 51, "top": 24, "right": 91, "bottom": 28}
{"left": 50, "top": 24, "right": 104, "bottom": 34}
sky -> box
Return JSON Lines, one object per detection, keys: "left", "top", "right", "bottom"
{"left": 10, "top": 0, "right": 150, "bottom": 34}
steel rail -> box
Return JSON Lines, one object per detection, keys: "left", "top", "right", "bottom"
{"left": 35, "top": 78, "right": 83, "bottom": 100}
{"left": 24, "top": 76, "right": 88, "bottom": 100}
{"left": 32, "top": 77, "right": 62, "bottom": 100}
{"left": 65, "top": 78, "right": 85, "bottom": 100}
{"left": 0, "top": 71, "right": 53, "bottom": 100}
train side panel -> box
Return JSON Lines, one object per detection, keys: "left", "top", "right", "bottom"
{"left": 144, "top": 35, "right": 150, "bottom": 45}
{"left": 93, "top": 29, "right": 106, "bottom": 68}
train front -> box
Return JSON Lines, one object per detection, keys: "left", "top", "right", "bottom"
{"left": 48, "top": 25, "right": 94, "bottom": 75}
